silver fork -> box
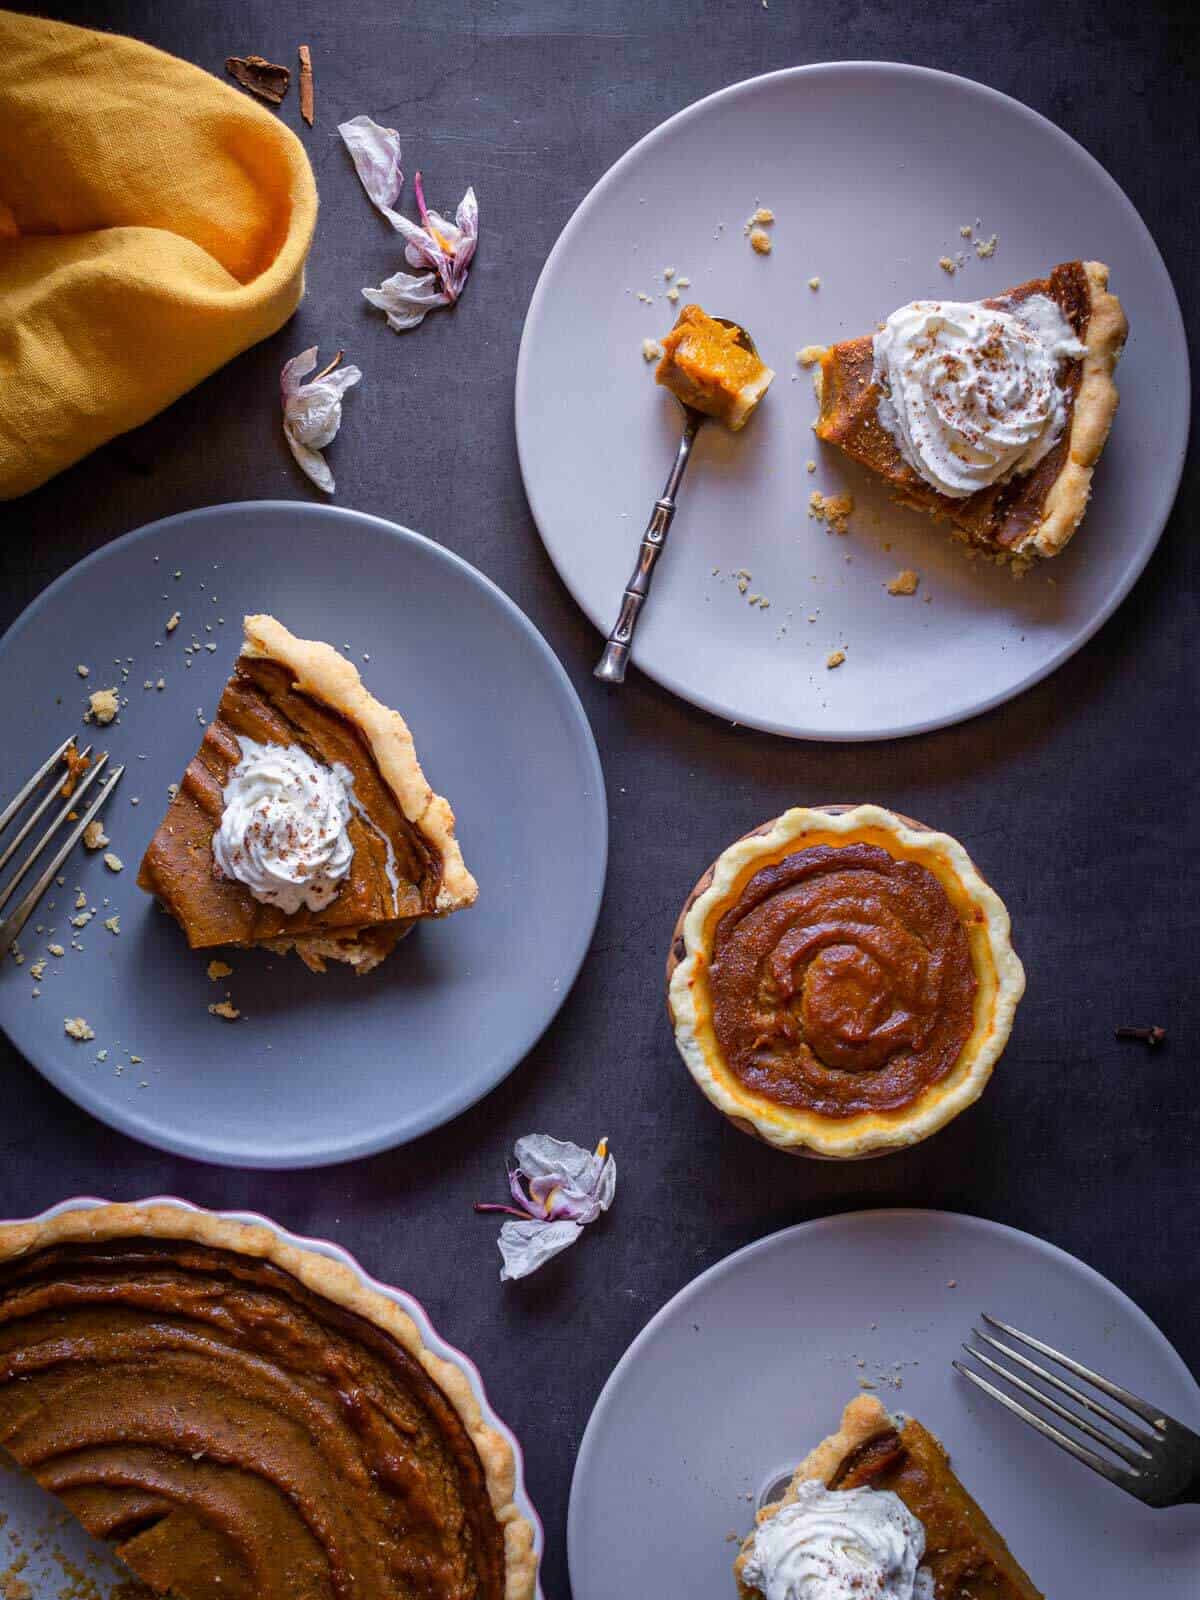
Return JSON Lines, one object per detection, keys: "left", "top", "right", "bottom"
{"left": 0, "top": 736, "right": 125, "bottom": 960}
{"left": 955, "top": 1312, "right": 1200, "bottom": 1507}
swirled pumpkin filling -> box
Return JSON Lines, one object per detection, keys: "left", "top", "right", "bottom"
{"left": 0, "top": 1239, "right": 506, "bottom": 1600}
{"left": 708, "top": 842, "right": 976, "bottom": 1118}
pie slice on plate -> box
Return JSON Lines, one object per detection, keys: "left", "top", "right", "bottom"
{"left": 0, "top": 1203, "right": 537, "bottom": 1599}
{"left": 137, "top": 614, "right": 477, "bottom": 974}
{"left": 813, "top": 260, "right": 1127, "bottom": 562}
{"left": 735, "top": 1395, "right": 1043, "bottom": 1598}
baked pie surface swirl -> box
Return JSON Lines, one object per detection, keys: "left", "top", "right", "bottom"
{"left": 667, "top": 807, "right": 1025, "bottom": 1158}
{"left": 0, "top": 1204, "right": 536, "bottom": 1600}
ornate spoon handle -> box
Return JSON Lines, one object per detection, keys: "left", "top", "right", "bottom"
{"left": 594, "top": 411, "right": 703, "bottom": 684}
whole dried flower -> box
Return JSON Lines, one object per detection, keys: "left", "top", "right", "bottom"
{"left": 476, "top": 1134, "right": 615, "bottom": 1281}
{"left": 280, "top": 347, "right": 362, "bottom": 494}
{"left": 339, "top": 114, "right": 478, "bottom": 332}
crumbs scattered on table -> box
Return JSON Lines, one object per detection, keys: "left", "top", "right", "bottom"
{"left": 748, "top": 228, "right": 772, "bottom": 256}
{"left": 207, "top": 959, "right": 233, "bottom": 982}
{"left": 209, "top": 998, "right": 242, "bottom": 1021}
{"left": 809, "top": 491, "right": 854, "bottom": 535}
{"left": 826, "top": 649, "right": 846, "bottom": 670}
{"left": 166, "top": 611, "right": 180, "bottom": 633}
{"left": 64, "top": 1017, "right": 95, "bottom": 1042}
{"left": 975, "top": 233, "right": 998, "bottom": 258}
{"left": 938, "top": 255, "right": 957, "bottom": 275}
{"left": 642, "top": 338, "right": 664, "bottom": 363}
{"left": 103, "top": 852, "right": 123, "bottom": 873}
{"left": 807, "top": 276, "right": 821, "bottom": 291}
{"left": 85, "top": 687, "right": 119, "bottom": 725}
{"left": 796, "top": 345, "right": 826, "bottom": 367}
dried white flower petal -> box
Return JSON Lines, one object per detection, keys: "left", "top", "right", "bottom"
{"left": 280, "top": 347, "right": 362, "bottom": 494}
{"left": 338, "top": 115, "right": 406, "bottom": 228}
{"left": 497, "top": 1219, "right": 583, "bottom": 1282}
{"left": 362, "top": 270, "right": 448, "bottom": 333}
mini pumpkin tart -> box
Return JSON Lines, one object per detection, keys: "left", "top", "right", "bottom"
{"left": 0, "top": 1203, "right": 537, "bottom": 1600}
{"left": 138, "top": 614, "right": 477, "bottom": 974}
{"left": 735, "top": 1395, "right": 1043, "bottom": 1599}
{"left": 813, "top": 261, "right": 1126, "bottom": 561}
{"left": 666, "top": 806, "right": 1024, "bottom": 1158}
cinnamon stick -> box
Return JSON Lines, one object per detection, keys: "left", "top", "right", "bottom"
{"left": 298, "top": 44, "right": 314, "bottom": 126}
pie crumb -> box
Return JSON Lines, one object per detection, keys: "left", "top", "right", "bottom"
{"left": 809, "top": 491, "right": 855, "bottom": 535}
{"left": 796, "top": 345, "right": 826, "bottom": 367}
{"left": 87, "top": 687, "right": 120, "bottom": 725}
{"left": 975, "top": 233, "right": 998, "bottom": 258}
{"left": 666, "top": 285, "right": 680, "bottom": 303}
{"left": 806, "top": 460, "right": 816, "bottom": 474}
{"left": 826, "top": 649, "right": 846, "bottom": 670}
{"left": 938, "top": 255, "right": 956, "bottom": 274}
{"left": 641, "top": 338, "right": 664, "bottom": 362}
{"left": 207, "top": 959, "right": 234, "bottom": 981}
{"left": 47, "top": 944, "right": 65, "bottom": 957}
{"left": 103, "top": 852, "right": 124, "bottom": 873}
{"left": 748, "top": 227, "right": 772, "bottom": 255}
{"left": 103, "top": 915, "right": 120, "bottom": 935}
{"left": 209, "top": 999, "right": 241, "bottom": 1021}
{"left": 959, "top": 224, "right": 973, "bottom": 239}
{"left": 749, "top": 206, "right": 774, "bottom": 225}
{"left": 807, "top": 276, "right": 821, "bottom": 290}
{"left": 886, "top": 569, "right": 920, "bottom": 596}
{"left": 166, "top": 610, "right": 181, "bottom": 632}
{"left": 64, "top": 1016, "right": 95, "bottom": 1042}
{"left": 76, "top": 664, "right": 90, "bottom": 678}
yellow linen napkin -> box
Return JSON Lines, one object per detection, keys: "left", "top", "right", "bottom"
{"left": 0, "top": 11, "right": 318, "bottom": 499}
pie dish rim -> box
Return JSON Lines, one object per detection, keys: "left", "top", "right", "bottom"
{"left": 0, "top": 1195, "right": 539, "bottom": 1600}
{"left": 666, "top": 804, "right": 1026, "bottom": 1159}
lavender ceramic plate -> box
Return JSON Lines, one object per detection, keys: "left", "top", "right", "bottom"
{"left": 0, "top": 503, "right": 606, "bottom": 1167}
{"left": 0, "top": 1196, "right": 545, "bottom": 1597}
{"left": 568, "top": 1210, "right": 1200, "bottom": 1597}
{"left": 517, "top": 63, "right": 1188, "bottom": 739}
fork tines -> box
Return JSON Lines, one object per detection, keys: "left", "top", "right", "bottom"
{"left": 0, "top": 737, "right": 124, "bottom": 959}
{"left": 955, "top": 1312, "right": 1200, "bottom": 1507}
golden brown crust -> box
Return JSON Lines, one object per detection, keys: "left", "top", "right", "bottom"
{"left": 241, "top": 615, "right": 478, "bottom": 915}
{"left": 0, "top": 1203, "right": 537, "bottom": 1600}
{"left": 667, "top": 806, "right": 1025, "bottom": 1159}
{"left": 1029, "top": 260, "right": 1127, "bottom": 556}
{"left": 734, "top": 1397, "right": 895, "bottom": 1594}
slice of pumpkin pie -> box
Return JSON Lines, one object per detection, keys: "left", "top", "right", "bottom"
{"left": 736, "top": 1395, "right": 1044, "bottom": 1599}
{"left": 813, "top": 261, "right": 1126, "bottom": 561}
{"left": 137, "top": 615, "right": 477, "bottom": 974}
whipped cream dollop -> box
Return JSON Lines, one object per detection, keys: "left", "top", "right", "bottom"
{"left": 742, "top": 1481, "right": 934, "bottom": 1600}
{"left": 872, "top": 293, "right": 1085, "bottom": 498}
{"left": 213, "top": 738, "right": 354, "bottom": 914}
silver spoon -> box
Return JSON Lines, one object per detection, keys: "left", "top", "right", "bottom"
{"left": 594, "top": 317, "right": 762, "bottom": 685}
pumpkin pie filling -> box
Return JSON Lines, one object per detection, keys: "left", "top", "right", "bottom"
{"left": 0, "top": 1237, "right": 510, "bottom": 1600}
{"left": 709, "top": 842, "right": 976, "bottom": 1119}
{"left": 814, "top": 260, "right": 1126, "bottom": 559}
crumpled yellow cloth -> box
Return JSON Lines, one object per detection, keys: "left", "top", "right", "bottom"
{"left": 0, "top": 10, "right": 318, "bottom": 499}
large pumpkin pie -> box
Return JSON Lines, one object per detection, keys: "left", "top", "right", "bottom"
{"left": 735, "top": 1395, "right": 1043, "bottom": 1598}
{"left": 138, "top": 615, "right": 477, "bottom": 974}
{"left": 813, "top": 261, "right": 1126, "bottom": 561}
{"left": 0, "top": 1203, "right": 537, "bottom": 1600}
{"left": 667, "top": 806, "right": 1025, "bottom": 1158}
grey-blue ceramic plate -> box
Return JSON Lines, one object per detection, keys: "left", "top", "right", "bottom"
{"left": 0, "top": 502, "right": 606, "bottom": 1168}
{"left": 568, "top": 1211, "right": 1200, "bottom": 1596}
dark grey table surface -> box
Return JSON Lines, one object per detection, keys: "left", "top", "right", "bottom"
{"left": 2, "top": 2, "right": 1197, "bottom": 1592}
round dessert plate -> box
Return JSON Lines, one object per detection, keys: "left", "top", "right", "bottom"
{"left": 0, "top": 502, "right": 606, "bottom": 1167}
{"left": 517, "top": 63, "right": 1189, "bottom": 739}
{"left": 1, "top": 1196, "right": 545, "bottom": 1598}
{"left": 568, "top": 1210, "right": 1200, "bottom": 1596}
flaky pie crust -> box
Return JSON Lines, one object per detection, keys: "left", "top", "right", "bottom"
{"left": 0, "top": 1202, "right": 537, "bottom": 1600}
{"left": 666, "top": 806, "right": 1025, "bottom": 1159}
